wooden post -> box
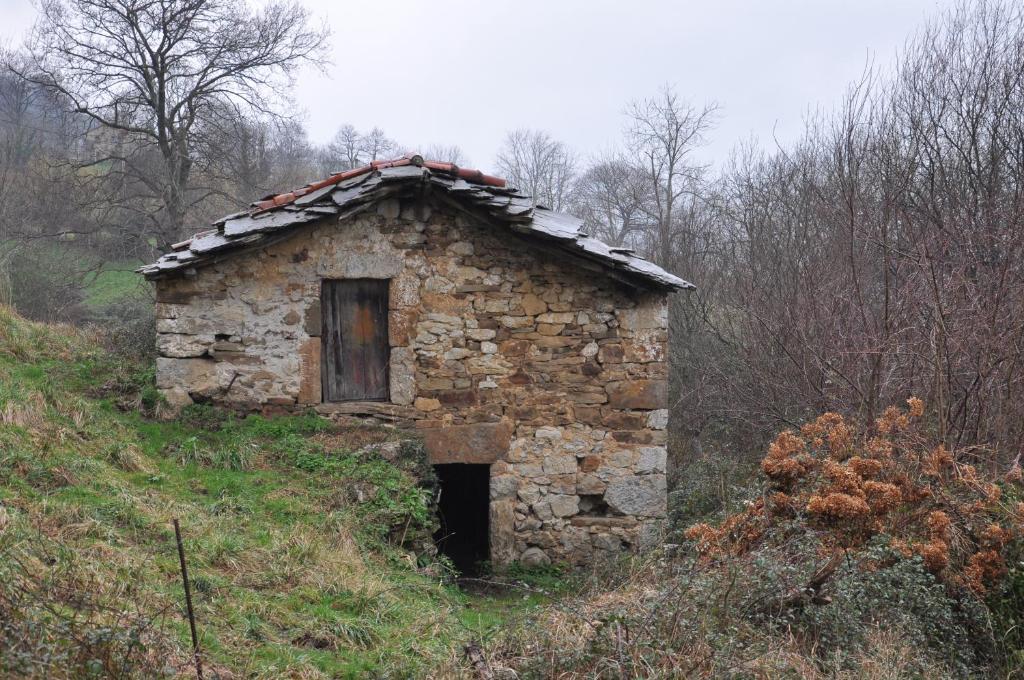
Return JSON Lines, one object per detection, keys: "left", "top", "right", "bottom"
{"left": 464, "top": 641, "right": 494, "bottom": 679}
{"left": 173, "top": 518, "right": 204, "bottom": 680}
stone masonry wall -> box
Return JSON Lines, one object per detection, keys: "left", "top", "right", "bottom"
{"left": 154, "top": 196, "right": 670, "bottom": 566}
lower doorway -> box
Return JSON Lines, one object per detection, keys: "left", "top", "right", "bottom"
{"left": 433, "top": 464, "right": 490, "bottom": 575}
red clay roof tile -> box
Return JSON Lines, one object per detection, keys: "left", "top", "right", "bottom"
{"left": 253, "top": 153, "right": 506, "bottom": 213}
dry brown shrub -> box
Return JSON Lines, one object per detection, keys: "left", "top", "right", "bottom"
{"left": 917, "top": 539, "right": 950, "bottom": 573}
{"left": 762, "top": 429, "right": 813, "bottom": 485}
{"left": 849, "top": 456, "right": 883, "bottom": 478}
{"left": 689, "top": 398, "right": 1022, "bottom": 592}
{"left": 925, "top": 511, "right": 950, "bottom": 540}
{"left": 863, "top": 481, "right": 902, "bottom": 514}
{"left": 806, "top": 492, "right": 871, "bottom": 519}
{"left": 963, "top": 550, "right": 1007, "bottom": 594}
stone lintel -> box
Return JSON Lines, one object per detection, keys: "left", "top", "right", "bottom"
{"left": 418, "top": 419, "right": 514, "bottom": 464}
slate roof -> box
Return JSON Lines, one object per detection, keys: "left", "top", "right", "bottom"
{"left": 139, "top": 154, "right": 694, "bottom": 291}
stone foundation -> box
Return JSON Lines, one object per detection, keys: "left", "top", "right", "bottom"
{"left": 154, "top": 196, "right": 671, "bottom": 565}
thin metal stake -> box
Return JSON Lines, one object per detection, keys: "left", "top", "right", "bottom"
{"left": 173, "top": 518, "right": 204, "bottom": 680}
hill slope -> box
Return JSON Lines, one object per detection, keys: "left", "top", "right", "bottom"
{"left": 0, "top": 307, "right": 525, "bottom": 678}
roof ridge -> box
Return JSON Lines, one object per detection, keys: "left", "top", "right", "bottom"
{"left": 252, "top": 153, "right": 506, "bottom": 213}
{"left": 140, "top": 157, "right": 694, "bottom": 291}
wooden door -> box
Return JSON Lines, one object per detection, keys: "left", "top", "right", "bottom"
{"left": 321, "top": 279, "right": 390, "bottom": 402}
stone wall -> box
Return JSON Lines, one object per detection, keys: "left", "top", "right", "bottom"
{"left": 154, "top": 196, "right": 670, "bottom": 565}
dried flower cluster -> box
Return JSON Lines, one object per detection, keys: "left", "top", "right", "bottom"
{"left": 686, "top": 398, "right": 1023, "bottom": 594}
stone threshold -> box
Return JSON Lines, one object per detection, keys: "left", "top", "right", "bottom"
{"left": 314, "top": 401, "right": 423, "bottom": 421}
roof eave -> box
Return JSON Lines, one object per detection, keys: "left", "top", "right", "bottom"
{"left": 139, "top": 161, "right": 693, "bottom": 292}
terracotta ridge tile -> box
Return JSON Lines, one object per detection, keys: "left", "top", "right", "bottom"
{"left": 251, "top": 152, "right": 506, "bottom": 213}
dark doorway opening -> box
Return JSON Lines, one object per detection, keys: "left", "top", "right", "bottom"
{"left": 433, "top": 464, "right": 490, "bottom": 575}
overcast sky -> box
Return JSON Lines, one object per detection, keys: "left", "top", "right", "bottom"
{"left": 1, "top": 0, "right": 954, "bottom": 172}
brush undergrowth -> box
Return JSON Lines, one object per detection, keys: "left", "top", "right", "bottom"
{"left": 491, "top": 403, "right": 1019, "bottom": 680}
{"left": 490, "top": 402, "right": 1024, "bottom": 679}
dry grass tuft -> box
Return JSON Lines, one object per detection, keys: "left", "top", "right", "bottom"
{"left": 0, "top": 392, "right": 47, "bottom": 431}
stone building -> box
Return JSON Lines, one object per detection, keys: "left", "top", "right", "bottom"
{"left": 140, "top": 154, "right": 693, "bottom": 569}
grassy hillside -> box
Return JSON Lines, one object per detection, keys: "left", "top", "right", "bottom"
{"left": 82, "top": 262, "right": 148, "bottom": 311}
{"left": 0, "top": 307, "right": 551, "bottom": 678}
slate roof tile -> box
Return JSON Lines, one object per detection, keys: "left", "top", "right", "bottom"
{"left": 139, "top": 153, "right": 693, "bottom": 291}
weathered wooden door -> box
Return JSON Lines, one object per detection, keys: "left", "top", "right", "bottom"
{"left": 321, "top": 279, "right": 390, "bottom": 402}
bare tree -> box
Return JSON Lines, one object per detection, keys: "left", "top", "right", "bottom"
{"left": 626, "top": 87, "right": 718, "bottom": 265}
{"left": 496, "top": 129, "right": 577, "bottom": 211}
{"left": 199, "top": 108, "right": 320, "bottom": 207}
{"left": 359, "top": 127, "right": 398, "bottom": 162}
{"left": 322, "top": 123, "right": 363, "bottom": 172}
{"left": 0, "top": 53, "right": 96, "bottom": 313}
{"left": 570, "top": 156, "right": 651, "bottom": 247}
{"left": 422, "top": 143, "right": 468, "bottom": 166}
{"left": 11, "top": 0, "right": 329, "bottom": 249}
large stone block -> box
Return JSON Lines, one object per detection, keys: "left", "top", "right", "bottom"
{"left": 158, "top": 386, "right": 193, "bottom": 416}
{"left": 623, "top": 332, "right": 666, "bottom": 363}
{"left": 156, "top": 356, "right": 207, "bottom": 389}
{"left": 155, "top": 286, "right": 205, "bottom": 305}
{"left": 520, "top": 547, "right": 551, "bottom": 567}
{"left": 389, "top": 347, "right": 416, "bottom": 405}
{"left": 389, "top": 308, "right": 417, "bottom": 347}
{"left": 490, "top": 499, "right": 517, "bottom": 566}
{"left": 601, "top": 410, "right": 648, "bottom": 430}
{"left": 419, "top": 419, "right": 513, "bottom": 464}
{"left": 304, "top": 299, "right": 321, "bottom": 336}
{"left": 490, "top": 475, "right": 519, "bottom": 499}
{"left": 318, "top": 253, "right": 403, "bottom": 279}
{"left": 157, "top": 333, "right": 213, "bottom": 358}
{"left": 604, "top": 475, "right": 667, "bottom": 517}
{"left": 597, "top": 343, "right": 624, "bottom": 364}
{"left": 605, "top": 380, "right": 668, "bottom": 410}
{"left": 390, "top": 271, "right": 421, "bottom": 308}
{"left": 647, "top": 409, "right": 669, "bottom": 430}
{"left": 542, "top": 455, "right": 577, "bottom": 475}
{"left": 156, "top": 315, "right": 216, "bottom": 335}
{"left": 548, "top": 494, "right": 579, "bottom": 518}
{"left": 297, "top": 337, "right": 321, "bottom": 405}
{"left": 156, "top": 357, "right": 236, "bottom": 398}
{"left": 616, "top": 303, "right": 668, "bottom": 331}
{"left": 636, "top": 446, "right": 667, "bottom": 474}
{"left": 154, "top": 302, "right": 189, "bottom": 319}
{"left": 536, "top": 312, "right": 574, "bottom": 324}
{"left": 577, "top": 473, "right": 607, "bottom": 495}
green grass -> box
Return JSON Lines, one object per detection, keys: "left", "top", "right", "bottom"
{"left": 2, "top": 238, "right": 147, "bottom": 312}
{"left": 82, "top": 261, "right": 147, "bottom": 309}
{"left": 0, "top": 306, "right": 563, "bottom": 678}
